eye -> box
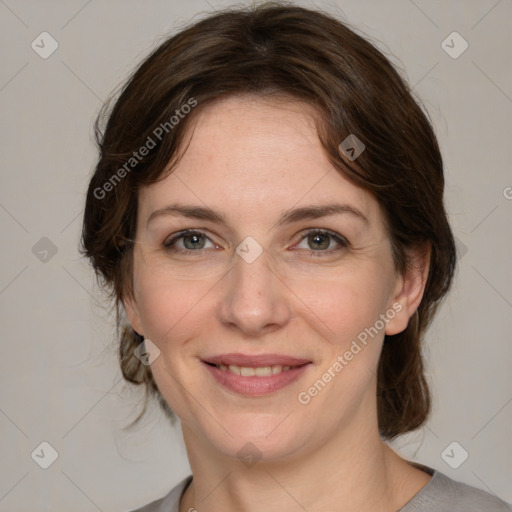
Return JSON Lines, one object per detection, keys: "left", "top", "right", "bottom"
{"left": 163, "top": 230, "right": 217, "bottom": 253}
{"left": 294, "top": 229, "right": 348, "bottom": 253}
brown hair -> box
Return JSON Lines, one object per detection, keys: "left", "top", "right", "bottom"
{"left": 80, "top": 2, "right": 456, "bottom": 439}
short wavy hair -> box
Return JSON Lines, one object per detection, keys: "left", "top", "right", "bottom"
{"left": 81, "top": 2, "right": 456, "bottom": 439}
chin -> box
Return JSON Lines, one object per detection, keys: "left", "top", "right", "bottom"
{"left": 190, "top": 408, "right": 314, "bottom": 464}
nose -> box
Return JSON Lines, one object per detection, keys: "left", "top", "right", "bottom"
{"left": 217, "top": 247, "right": 292, "bottom": 337}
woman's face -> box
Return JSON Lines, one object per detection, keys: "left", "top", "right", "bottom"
{"left": 124, "top": 96, "right": 423, "bottom": 461}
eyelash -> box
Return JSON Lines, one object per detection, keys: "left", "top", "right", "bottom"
{"left": 163, "top": 229, "right": 349, "bottom": 256}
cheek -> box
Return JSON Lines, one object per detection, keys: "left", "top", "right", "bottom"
{"left": 285, "top": 260, "right": 395, "bottom": 347}
{"left": 133, "top": 269, "right": 216, "bottom": 347}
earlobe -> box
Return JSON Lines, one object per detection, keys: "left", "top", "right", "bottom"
{"left": 122, "top": 294, "right": 144, "bottom": 335}
{"left": 385, "top": 243, "right": 430, "bottom": 336}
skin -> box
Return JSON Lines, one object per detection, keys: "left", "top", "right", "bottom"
{"left": 124, "top": 96, "right": 432, "bottom": 512}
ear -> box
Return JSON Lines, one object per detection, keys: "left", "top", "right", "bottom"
{"left": 122, "top": 293, "right": 144, "bottom": 336}
{"left": 385, "top": 243, "right": 430, "bottom": 336}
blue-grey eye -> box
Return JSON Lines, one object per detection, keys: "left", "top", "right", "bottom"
{"left": 307, "top": 232, "right": 331, "bottom": 250}
{"left": 295, "top": 230, "right": 347, "bottom": 251}
{"left": 164, "top": 230, "right": 215, "bottom": 252}
{"left": 182, "top": 233, "right": 207, "bottom": 250}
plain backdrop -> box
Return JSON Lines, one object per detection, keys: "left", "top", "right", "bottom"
{"left": 1, "top": 0, "right": 511, "bottom": 510}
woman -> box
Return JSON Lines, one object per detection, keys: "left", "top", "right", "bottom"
{"left": 81, "top": 3, "right": 510, "bottom": 511}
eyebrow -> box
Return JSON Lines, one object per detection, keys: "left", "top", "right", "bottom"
{"left": 146, "top": 202, "right": 368, "bottom": 227}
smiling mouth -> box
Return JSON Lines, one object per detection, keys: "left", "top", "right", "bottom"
{"left": 202, "top": 354, "right": 311, "bottom": 395}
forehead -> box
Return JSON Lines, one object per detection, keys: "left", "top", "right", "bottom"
{"left": 137, "top": 96, "right": 380, "bottom": 228}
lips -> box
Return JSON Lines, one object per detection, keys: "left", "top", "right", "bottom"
{"left": 202, "top": 353, "right": 312, "bottom": 396}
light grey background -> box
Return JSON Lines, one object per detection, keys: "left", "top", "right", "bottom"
{"left": 1, "top": 0, "right": 511, "bottom": 510}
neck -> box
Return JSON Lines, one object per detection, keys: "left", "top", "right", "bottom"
{"left": 179, "top": 401, "right": 428, "bottom": 512}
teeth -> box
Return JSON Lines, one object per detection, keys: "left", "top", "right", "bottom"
{"left": 218, "top": 364, "right": 293, "bottom": 376}
{"left": 240, "top": 366, "right": 255, "bottom": 376}
{"left": 255, "top": 366, "right": 272, "bottom": 377}
{"left": 229, "top": 365, "right": 241, "bottom": 375}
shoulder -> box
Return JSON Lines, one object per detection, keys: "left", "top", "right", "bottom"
{"left": 125, "top": 476, "right": 192, "bottom": 512}
{"left": 401, "top": 469, "right": 511, "bottom": 511}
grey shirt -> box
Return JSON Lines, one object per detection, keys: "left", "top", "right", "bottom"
{"left": 128, "top": 467, "right": 511, "bottom": 511}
